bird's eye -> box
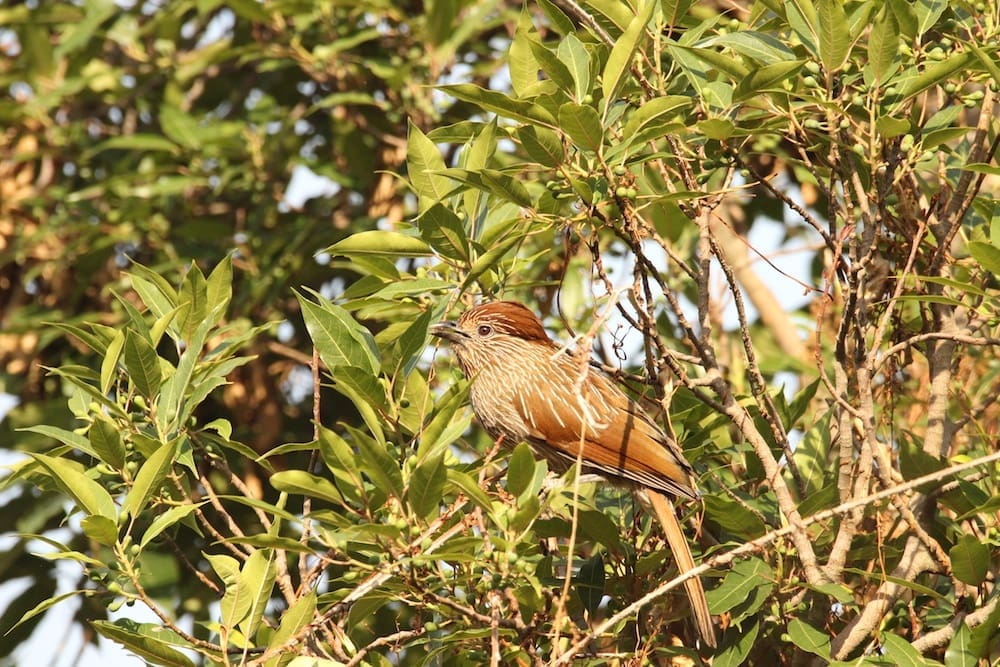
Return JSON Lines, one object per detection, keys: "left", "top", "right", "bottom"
{"left": 477, "top": 324, "right": 493, "bottom": 337}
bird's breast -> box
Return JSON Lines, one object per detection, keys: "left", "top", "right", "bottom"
{"left": 465, "top": 353, "right": 616, "bottom": 445}
{"left": 467, "top": 364, "right": 533, "bottom": 441}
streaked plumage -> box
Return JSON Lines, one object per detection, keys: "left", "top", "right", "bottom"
{"left": 431, "top": 300, "right": 715, "bottom": 648}
{"left": 430, "top": 301, "right": 697, "bottom": 499}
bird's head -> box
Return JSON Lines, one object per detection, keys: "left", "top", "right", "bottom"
{"left": 430, "top": 301, "right": 552, "bottom": 373}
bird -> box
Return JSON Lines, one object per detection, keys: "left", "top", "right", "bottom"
{"left": 430, "top": 300, "right": 715, "bottom": 649}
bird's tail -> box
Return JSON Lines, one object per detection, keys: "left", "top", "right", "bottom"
{"left": 646, "top": 490, "right": 716, "bottom": 649}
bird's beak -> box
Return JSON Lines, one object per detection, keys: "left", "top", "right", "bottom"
{"left": 430, "top": 320, "right": 467, "bottom": 343}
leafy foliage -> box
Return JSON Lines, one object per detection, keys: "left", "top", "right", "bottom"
{"left": 2, "top": 0, "right": 999, "bottom": 665}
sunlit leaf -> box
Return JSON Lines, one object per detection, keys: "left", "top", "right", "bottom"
{"left": 122, "top": 438, "right": 178, "bottom": 520}
{"left": 91, "top": 621, "right": 195, "bottom": 667}
{"left": 123, "top": 330, "right": 162, "bottom": 399}
{"left": 602, "top": 0, "right": 655, "bottom": 103}
{"left": 28, "top": 453, "right": 117, "bottom": 520}
{"left": 949, "top": 534, "right": 989, "bottom": 586}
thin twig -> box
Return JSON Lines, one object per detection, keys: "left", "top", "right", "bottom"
{"left": 551, "top": 448, "right": 1000, "bottom": 665}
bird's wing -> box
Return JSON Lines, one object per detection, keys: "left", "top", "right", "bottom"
{"left": 515, "top": 362, "right": 697, "bottom": 500}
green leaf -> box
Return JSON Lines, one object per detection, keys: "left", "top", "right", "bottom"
{"left": 317, "top": 427, "right": 364, "bottom": 505}
{"left": 177, "top": 264, "right": 209, "bottom": 344}
{"left": 704, "top": 557, "right": 773, "bottom": 615}
{"left": 438, "top": 83, "right": 557, "bottom": 126}
{"left": 212, "top": 549, "right": 265, "bottom": 633}
{"left": 264, "top": 593, "right": 317, "bottom": 667}
{"left": 436, "top": 168, "right": 533, "bottom": 208}
{"left": 841, "top": 567, "right": 950, "bottom": 601}
{"left": 660, "top": 0, "right": 693, "bottom": 28}
{"left": 891, "top": 52, "right": 975, "bottom": 105}
{"left": 968, "top": 241, "right": 1000, "bottom": 276}
{"left": 155, "top": 307, "right": 214, "bottom": 434}
{"left": 808, "top": 582, "right": 854, "bottom": 604}
{"left": 922, "top": 127, "right": 974, "bottom": 150}
{"left": 20, "top": 424, "right": 94, "bottom": 457}
{"left": 509, "top": 17, "right": 542, "bottom": 96}
{"left": 602, "top": 0, "right": 655, "bottom": 103}
{"left": 898, "top": 437, "right": 943, "bottom": 491}
{"left": 968, "top": 42, "right": 1000, "bottom": 88}
{"left": 794, "top": 413, "right": 831, "bottom": 495}
{"left": 122, "top": 439, "right": 178, "bottom": 520}
{"left": 817, "top": 0, "right": 849, "bottom": 71}
{"left": 574, "top": 553, "right": 605, "bottom": 616}
{"left": 621, "top": 95, "right": 689, "bottom": 141}
{"left": 123, "top": 330, "right": 162, "bottom": 399}
{"left": 270, "top": 470, "right": 347, "bottom": 505}
{"left": 333, "top": 365, "right": 388, "bottom": 413}
{"left": 672, "top": 45, "right": 750, "bottom": 80}
{"left": 49, "top": 322, "right": 112, "bottom": 356}
{"left": 445, "top": 469, "right": 493, "bottom": 514}
{"left": 126, "top": 263, "right": 179, "bottom": 313}
{"left": 527, "top": 39, "right": 575, "bottom": 95}
{"left": 237, "top": 549, "right": 277, "bottom": 638}
{"left": 703, "top": 495, "right": 766, "bottom": 538}
{"left": 419, "top": 204, "right": 470, "bottom": 262}
{"left": 205, "top": 255, "right": 233, "bottom": 322}
{"left": 91, "top": 621, "right": 195, "bottom": 667}
{"left": 538, "top": 0, "right": 575, "bottom": 34}
{"left": 114, "top": 290, "right": 153, "bottom": 339}
{"left": 506, "top": 442, "right": 536, "bottom": 498}
{"left": 28, "top": 453, "right": 117, "bottom": 520}
{"left": 159, "top": 106, "right": 201, "bottom": 150}
{"left": 867, "top": 8, "right": 899, "bottom": 86}
{"left": 914, "top": 0, "right": 948, "bottom": 37}
{"left": 81, "top": 515, "right": 119, "bottom": 546}
{"left": 787, "top": 618, "right": 831, "bottom": 657}
{"left": 407, "top": 120, "right": 452, "bottom": 209}
{"left": 577, "top": 509, "right": 622, "bottom": 550}
{"left": 881, "top": 633, "right": 932, "bottom": 666}
{"left": 100, "top": 329, "right": 125, "bottom": 395}
{"left": 141, "top": 503, "right": 206, "bottom": 547}
{"left": 698, "top": 118, "right": 735, "bottom": 140}
{"left": 86, "top": 134, "right": 181, "bottom": 157}
{"left": 949, "top": 534, "right": 989, "bottom": 586}
{"left": 558, "top": 103, "right": 603, "bottom": 152}
{"left": 886, "top": 0, "right": 916, "bottom": 37}
{"left": 556, "top": 33, "right": 592, "bottom": 101}
{"left": 584, "top": 0, "right": 634, "bottom": 32}
{"left": 462, "top": 120, "right": 497, "bottom": 227}
{"left": 876, "top": 115, "right": 910, "bottom": 138}
{"left": 509, "top": 494, "right": 541, "bottom": 533}
{"left": 518, "top": 125, "right": 564, "bottom": 167}
{"left": 346, "top": 593, "right": 392, "bottom": 632}
{"left": 944, "top": 622, "right": 975, "bottom": 667}
{"left": 149, "top": 304, "right": 183, "bottom": 348}
{"left": 9, "top": 590, "right": 90, "bottom": 635}
{"left": 786, "top": 0, "right": 820, "bottom": 57}
{"left": 734, "top": 60, "right": 805, "bottom": 100}
{"left": 968, "top": 601, "right": 1000, "bottom": 659}
{"left": 708, "top": 31, "right": 796, "bottom": 65}
{"left": 325, "top": 230, "right": 433, "bottom": 258}
{"left": 396, "top": 309, "right": 434, "bottom": 375}
{"left": 714, "top": 619, "right": 759, "bottom": 667}
{"left": 408, "top": 452, "right": 448, "bottom": 518}
{"left": 297, "top": 291, "right": 380, "bottom": 375}
{"left": 356, "top": 435, "right": 404, "bottom": 499}
{"left": 89, "top": 418, "right": 126, "bottom": 469}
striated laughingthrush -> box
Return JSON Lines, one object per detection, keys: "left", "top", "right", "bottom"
{"left": 431, "top": 300, "right": 715, "bottom": 649}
